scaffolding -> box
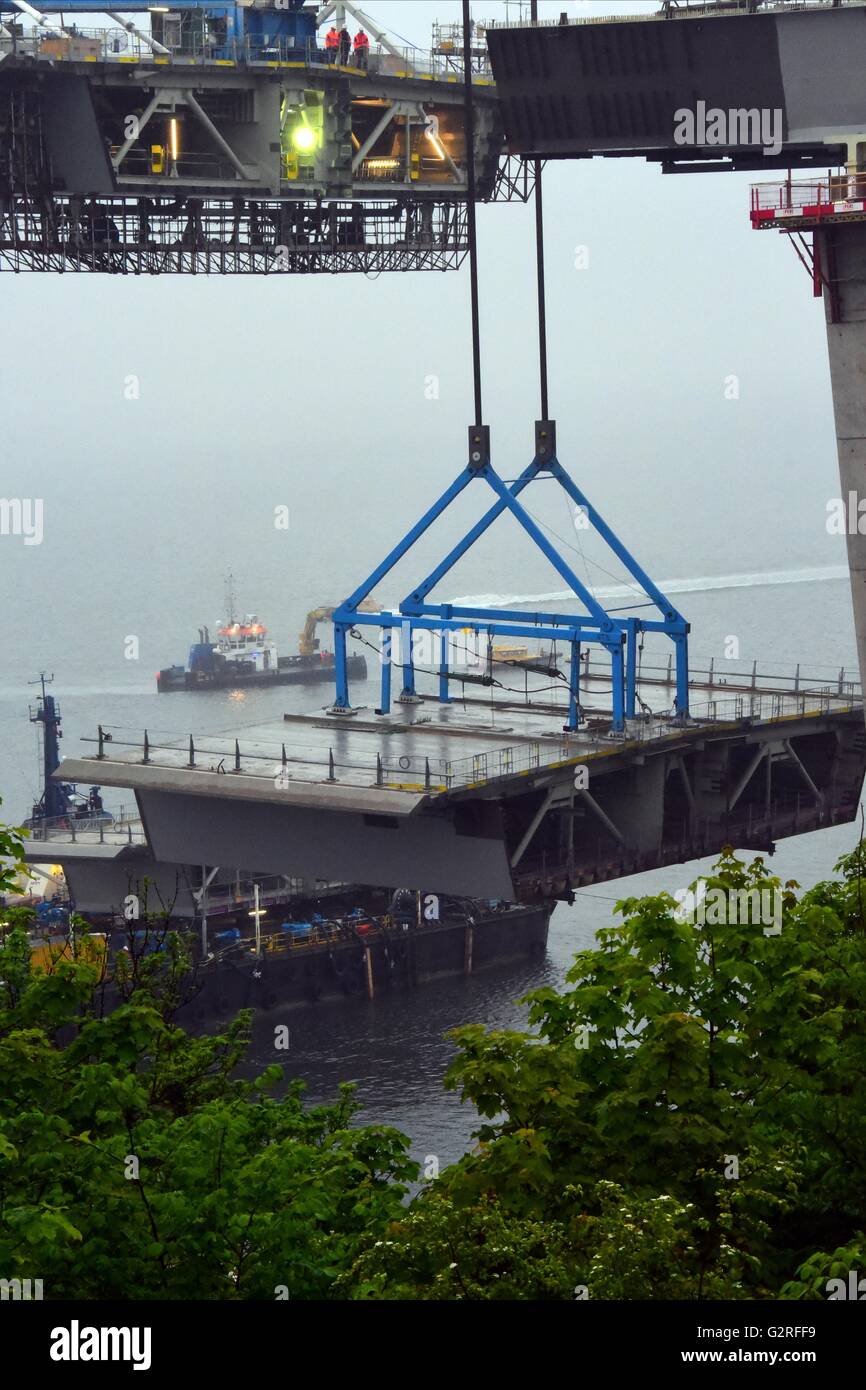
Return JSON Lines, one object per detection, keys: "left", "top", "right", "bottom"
{"left": 0, "top": 193, "right": 470, "bottom": 273}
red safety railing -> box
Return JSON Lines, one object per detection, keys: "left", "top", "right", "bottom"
{"left": 750, "top": 174, "right": 866, "bottom": 226}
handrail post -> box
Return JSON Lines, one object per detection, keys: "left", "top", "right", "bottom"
{"left": 328, "top": 748, "right": 336, "bottom": 782}
{"left": 234, "top": 739, "right": 241, "bottom": 773}
{"left": 376, "top": 753, "right": 383, "bottom": 786}
{"left": 188, "top": 735, "right": 195, "bottom": 769}
{"left": 143, "top": 730, "right": 150, "bottom": 765}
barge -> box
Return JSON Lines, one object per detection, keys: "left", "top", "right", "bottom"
{"left": 29, "top": 893, "right": 554, "bottom": 1031}
{"left": 178, "top": 892, "right": 552, "bottom": 1025}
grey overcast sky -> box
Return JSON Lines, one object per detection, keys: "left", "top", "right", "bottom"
{"left": 0, "top": 1, "right": 847, "bottom": 642}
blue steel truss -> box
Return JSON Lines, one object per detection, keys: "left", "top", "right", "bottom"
{"left": 331, "top": 425, "right": 689, "bottom": 732}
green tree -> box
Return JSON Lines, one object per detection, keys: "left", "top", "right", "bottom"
{"left": 353, "top": 846, "right": 866, "bottom": 1299}
{"left": 7, "top": 806, "right": 866, "bottom": 1301}
{"left": 341, "top": 1180, "right": 753, "bottom": 1300}
{"left": 0, "top": 816, "right": 417, "bottom": 1299}
{"left": 779, "top": 1235, "right": 866, "bottom": 1300}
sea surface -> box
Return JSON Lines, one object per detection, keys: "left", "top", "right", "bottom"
{"left": 1, "top": 564, "right": 861, "bottom": 1174}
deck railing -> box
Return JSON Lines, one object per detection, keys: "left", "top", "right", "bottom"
{"left": 25, "top": 812, "right": 144, "bottom": 845}
{"left": 750, "top": 174, "right": 866, "bottom": 221}
{"left": 569, "top": 651, "right": 859, "bottom": 700}
{"left": 486, "top": 1, "right": 866, "bottom": 28}
{"left": 0, "top": 29, "right": 493, "bottom": 78}
{"left": 211, "top": 916, "right": 391, "bottom": 962}
{"left": 442, "top": 691, "right": 851, "bottom": 789}
{"left": 76, "top": 669, "right": 858, "bottom": 798}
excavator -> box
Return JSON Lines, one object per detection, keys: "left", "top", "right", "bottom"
{"left": 299, "top": 599, "right": 380, "bottom": 658}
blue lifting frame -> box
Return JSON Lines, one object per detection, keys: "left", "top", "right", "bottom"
{"left": 330, "top": 422, "right": 690, "bottom": 732}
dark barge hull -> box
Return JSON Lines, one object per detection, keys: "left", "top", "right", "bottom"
{"left": 174, "top": 903, "right": 553, "bottom": 1029}
{"left": 157, "top": 653, "right": 367, "bottom": 692}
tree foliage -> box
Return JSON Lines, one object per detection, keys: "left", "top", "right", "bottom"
{"left": 5, "top": 800, "right": 866, "bottom": 1301}
{"left": 345, "top": 845, "right": 866, "bottom": 1299}
{"left": 0, "top": 816, "right": 416, "bottom": 1299}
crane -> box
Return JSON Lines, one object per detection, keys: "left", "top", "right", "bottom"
{"left": 300, "top": 599, "right": 379, "bottom": 658}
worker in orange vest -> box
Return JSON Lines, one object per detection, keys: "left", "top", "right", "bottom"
{"left": 325, "top": 25, "right": 340, "bottom": 63}
{"left": 353, "top": 26, "right": 370, "bottom": 70}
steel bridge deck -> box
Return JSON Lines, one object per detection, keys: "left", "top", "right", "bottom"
{"left": 46, "top": 680, "right": 866, "bottom": 906}
{"left": 60, "top": 682, "right": 859, "bottom": 801}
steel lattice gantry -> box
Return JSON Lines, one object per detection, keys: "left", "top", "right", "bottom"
{"left": 0, "top": 17, "right": 526, "bottom": 274}
{"left": 329, "top": 422, "right": 690, "bottom": 733}
{"left": 0, "top": 193, "right": 473, "bottom": 274}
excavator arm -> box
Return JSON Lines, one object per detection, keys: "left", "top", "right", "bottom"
{"left": 299, "top": 606, "right": 335, "bottom": 657}
{"left": 299, "top": 599, "right": 378, "bottom": 657}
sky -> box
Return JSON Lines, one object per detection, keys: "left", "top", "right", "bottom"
{"left": 0, "top": 1, "right": 848, "bottom": 665}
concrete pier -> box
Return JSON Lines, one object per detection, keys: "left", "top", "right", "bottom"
{"left": 818, "top": 220, "right": 866, "bottom": 702}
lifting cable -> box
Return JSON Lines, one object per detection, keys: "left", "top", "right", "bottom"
{"left": 460, "top": 3, "right": 595, "bottom": 706}
{"left": 461, "top": 0, "right": 547, "bottom": 419}
{"left": 462, "top": 0, "right": 484, "bottom": 426}
{"left": 530, "top": 0, "right": 549, "bottom": 419}
{"left": 524, "top": 3, "right": 599, "bottom": 627}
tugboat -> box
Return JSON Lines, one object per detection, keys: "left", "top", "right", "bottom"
{"left": 156, "top": 580, "right": 370, "bottom": 692}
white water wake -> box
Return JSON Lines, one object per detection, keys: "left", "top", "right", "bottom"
{"left": 450, "top": 564, "right": 848, "bottom": 610}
